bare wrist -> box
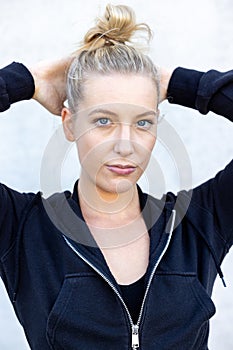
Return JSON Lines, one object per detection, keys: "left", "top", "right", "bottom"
{"left": 158, "top": 67, "right": 175, "bottom": 103}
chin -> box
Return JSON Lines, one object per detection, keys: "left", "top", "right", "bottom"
{"left": 107, "top": 178, "right": 136, "bottom": 194}
{"left": 117, "top": 179, "right": 135, "bottom": 193}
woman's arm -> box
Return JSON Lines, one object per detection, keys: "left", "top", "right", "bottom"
{"left": 29, "top": 57, "right": 73, "bottom": 115}
{"left": 0, "top": 57, "right": 72, "bottom": 259}
{"left": 162, "top": 67, "right": 233, "bottom": 253}
{"left": 0, "top": 57, "right": 73, "bottom": 115}
{"left": 0, "top": 62, "right": 34, "bottom": 112}
{"left": 160, "top": 67, "right": 233, "bottom": 119}
{"left": 2, "top": 61, "right": 232, "bottom": 117}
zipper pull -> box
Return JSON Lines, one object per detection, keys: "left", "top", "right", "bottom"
{"left": 132, "top": 324, "right": 139, "bottom": 349}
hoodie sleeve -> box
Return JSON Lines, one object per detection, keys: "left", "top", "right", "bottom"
{"left": 168, "top": 68, "right": 233, "bottom": 249}
{"left": 0, "top": 62, "right": 35, "bottom": 112}
{"left": 167, "top": 67, "right": 233, "bottom": 120}
{"left": 0, "top": 184, "right": 35, "bottom": 260}
{"left": 189, "top": 160, "right": 233, "bottom": 249}
{"left": 0, "top": 63, "right": 35, "bottom": 257}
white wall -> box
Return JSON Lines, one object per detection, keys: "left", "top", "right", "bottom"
{"left": 0, "top": 0, "right": 233, "bottom": 348}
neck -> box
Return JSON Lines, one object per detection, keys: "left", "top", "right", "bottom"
{"left": 77, "top": 175, "right": 147, "bottom": 249}
{"left": 78, "top": 176, "right": 140, "bottom": 222}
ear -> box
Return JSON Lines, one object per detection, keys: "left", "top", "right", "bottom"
{"left": 61, "top": 107, "right": 76, "bottom": 142}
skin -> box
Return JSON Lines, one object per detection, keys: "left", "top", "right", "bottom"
{"left": 26, "top": 57, "right": 172, "bottom": 283}
{"left": 29, "top": 57, "right": 172, "bottom": 115}
{"left": 30, "top": 56, "right": 74, "bottom": 115}
{"left": 62, "top": 73, "right": 159, "bottom": 284}
{"left": 62, "top": 73, "right": 159, "bottom": 204}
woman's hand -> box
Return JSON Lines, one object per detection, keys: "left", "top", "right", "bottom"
{"left": 29, "top": 56, "right": 73, "bottom": 116}
{"left": 158, "top": 67, "right": 174, "bottom": 104}
{"left": 30, "top": 58, "right": 173, "bottom": 113}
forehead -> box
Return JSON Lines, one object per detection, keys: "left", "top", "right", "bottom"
{"left": 79, "top": 73, "right": 158, "bottom": 111}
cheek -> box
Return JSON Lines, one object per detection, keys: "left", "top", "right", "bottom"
{"left": 138, "top": 133, "right": 157, "bottom": 153}
{"left": 136, "top": 134, "right": 157, "bottom": 170}
{"left": 137, "top": 123, "right": 157, "bottom": 150}
{"left": 148, "top": 135, "right": 157, "bottom": 151}
{"left": 76, "top": 132, "right": 111, "bottom": 167}
{"left": 76, "top": 137, "right": 96, "bottom": 165}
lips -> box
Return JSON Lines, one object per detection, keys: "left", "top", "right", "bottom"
{"left": 106, "top": 164, "right": 136, "bottom": 175}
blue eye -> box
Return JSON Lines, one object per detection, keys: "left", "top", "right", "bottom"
{"left": 136, "top": 120, "right": 153, "bottom": 129}
{"left": 95, "top": 118, "right": 111, "bottom": 126}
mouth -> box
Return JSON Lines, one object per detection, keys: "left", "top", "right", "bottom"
{"left": 106, "top": 163, "right": 137, "bottom": 175}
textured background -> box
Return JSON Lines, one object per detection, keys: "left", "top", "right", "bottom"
{"left": 0, "top": 0, "right": 233, "bottom": 348}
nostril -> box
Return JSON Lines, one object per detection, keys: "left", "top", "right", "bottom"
{"left": 114, "top": 139, "right": 134, "bottom": 156}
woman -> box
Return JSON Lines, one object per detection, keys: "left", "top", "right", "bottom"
{"left": 0, "top": 4, "right": 233, "bottom": 349}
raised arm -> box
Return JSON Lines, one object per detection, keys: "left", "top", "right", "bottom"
{"left": 0, "top": 57, "right": 73, "bottom": 261}
{"left": 0, "top": 62, "right": 34, "bottom": 112}
{"left": 160, "top": 67, "right": 233, "bottom": 253}
{"left": 29, "top": 57, "right": 73, "bottom": 115}
{"left": 1, "top": 61, "right": 232, "bottom": 117}
{"left": 160, "top": 67, "right": 233, "bottom": 119}
{"left": 0, "top": 57, "right": 73, "bottom": 115}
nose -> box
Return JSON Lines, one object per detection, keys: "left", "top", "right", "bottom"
{"left": 113, "top": 123, "right": 134, "bottom": 157}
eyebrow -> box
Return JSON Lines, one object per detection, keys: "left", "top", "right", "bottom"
{"left": 88, "top": 108, "right": 118, "bottom": 117}
{"left": 88, "top": 108, "right": 157, "bottom": 118}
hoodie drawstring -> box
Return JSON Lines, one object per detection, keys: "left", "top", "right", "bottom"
{"left": 192, "top": 226, "right": 227, "bottom": 287}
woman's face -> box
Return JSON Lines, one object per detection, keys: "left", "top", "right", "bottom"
{"left": 63, "top": 73, "right": 159, "bottom": 197}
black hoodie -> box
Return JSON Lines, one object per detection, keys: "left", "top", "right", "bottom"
{"left": 0, "top": 63, "right": 233, "bottom": 349}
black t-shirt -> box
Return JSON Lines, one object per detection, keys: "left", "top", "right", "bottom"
{"left": 119, "top": 274, "right": 145, "bottom": 324}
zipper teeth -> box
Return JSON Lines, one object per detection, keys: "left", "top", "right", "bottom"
{"left": 63, "top": 236, "right": 134, "bottom": 327}
{"left": 136, "top": 210, "right": 175, "bottom": 326}
{"left": 63, "top": 209, "right": 175, "bottom": 332}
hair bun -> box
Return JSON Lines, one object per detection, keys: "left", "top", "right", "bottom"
{"left": 82, "top": 4, "right": 152, "bottom": 51}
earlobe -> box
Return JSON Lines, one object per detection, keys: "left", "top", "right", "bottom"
{"left": 61, "top": 107, "right": 76, "bottom": 142}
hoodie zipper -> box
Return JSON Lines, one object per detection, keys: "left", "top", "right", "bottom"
{"left": 63, "top": 209, "right": 176, "bottom": 350}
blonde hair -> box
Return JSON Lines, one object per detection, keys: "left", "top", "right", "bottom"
{"left": 67, "top": 4, "right": 159, "bottom": 113}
